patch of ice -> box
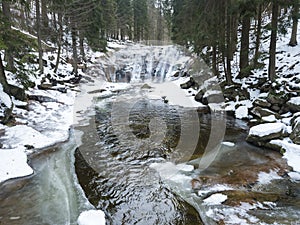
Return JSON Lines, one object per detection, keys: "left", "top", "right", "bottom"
{"left": 0, "top": 148, "right": 33, "bottom": 183}
{"left": 222, "top": 142, "right": 235, "bottom": 147}
{"left": 249, "top": 123, "right": 286, "bottom": 137}
{"left": 77, "top": 210, "right": 106, "bottom": 225}
{"left": 149, "top": 162, "right": 192, "bottom": 185}
{"left": 257, "top": 170, "right": 282, "bottom": 184}
{"left": 203, "top": 193, "right": 227, "bottom": 205}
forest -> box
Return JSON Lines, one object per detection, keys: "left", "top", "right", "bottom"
{"left": 0, "top": 1, "right": 299, "bottom": 91}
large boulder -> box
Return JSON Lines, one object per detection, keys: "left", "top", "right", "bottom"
{"left": 247, "top": 123, "right": 287, "bottom": 147}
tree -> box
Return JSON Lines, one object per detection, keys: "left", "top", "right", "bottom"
{"left": 116, "top": 0, "right": 132, "bottom": 40}
{"left": 289, "top": 0, "right": 299, "bottom": 46}
{"left": 36, "top": 0, "right": 44, "bottom": 74}
{"left": 1, "top": 1, "right": 14, "bottom": 71}
{"left": 239, "top": 0, "right": 256, "bottom": 78}
{"left": 268, "top": 0, "right": 279, "bottom": 81}
{"left": 133, "top": 0, "right": 148, "bottom": 41}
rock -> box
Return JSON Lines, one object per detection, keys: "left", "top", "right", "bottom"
{"left": 271, "top": 104, "right": 281, "bottom": 112}
{"left": 141, "top": 84, "right": 152, "bottom": 89}
{"left": 8, "top": 84, "right": 27, "bottom": 101}
{"left": 202, "top": 91, "right": 224, "bottom": 105}
{"left": 287, "top": 97, "right": 300, "bottom": 113}
{"left": 267, "top": 92, "right": 289, "bottom": 106}
{"left": 29, "top": 95, "right": 57, "bottom": 103}
{"left": 172, "top": 71, "right": 180, "bottom": 77}
{"left": 290, "top": 117, "right": 300, "bottom": 145}
{"left": 253, "top": 98, "right": 272, "bottom": 108}
{"left": 180, "top": 77, "right": 198, "bottom": 89}
{"left": 194, "top": 90, "right": 205, "bottom": 102}
{"left": 247, "top": 123, "right": 287, "bottom": 144}
{"left": 38, "top": 83, "right": 53, "bottom": 90}
{"left": 250, "top": 106, "right": 279, "bottom": 119}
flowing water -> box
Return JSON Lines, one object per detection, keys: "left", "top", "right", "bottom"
{"left": 1, "top": 44, "right": 300, "bottom": 225}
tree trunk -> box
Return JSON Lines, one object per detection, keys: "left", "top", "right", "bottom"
{"left": 71, "top": 19, "right": 78, "bottom": 76}
{"left": 212, "top": 45, "right": 218, "bottom": 77}
{"left": 254, "top": 4, "right": 262, "bottom": 67}
{"left": 239, "top": 13, "right": 251, "bottom": 78}
{"left": 268, "top": 1, "right": 279, "bottom": 81}
{"left": 54, "top": 13, "right": 63, "bottom": 74}
{"left": 0, "top": 53, "right": 10, "bottom": 94}
{"left": 36, "top": 0, "right": 44, "bottom": 74}
{"left": 41, "top": 0, "right": 49, "bottom": 29}
{"left": 2, "top": 1, "right": 14, "bottom": 71}
{"left": 225, "top": 0, "right": 232, "bottom": 84}
{"left": 289, "top": 2, "right": 299, "bottom": 46}
{"left": 79, "top": 33, "right": 85, "bottom": 61}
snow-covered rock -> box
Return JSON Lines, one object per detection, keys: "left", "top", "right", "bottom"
{"left": 203, "top": 193, "right": 228, "bottom": 205}
{"left": 287, "top": 97, "right": 300, "bottom": 113}
{"left": 77, "top": 210, "right": 106, "bottom": 225}
{"left": 247, "top": 123, "right": 287, "bottom": 147}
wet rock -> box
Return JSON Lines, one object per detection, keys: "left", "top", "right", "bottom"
{"left": 180, "top": 77, "right": 198, "bottom": 89}
{"left": 194, "top": 90, "right": 205, "bottom": 103}
{"left": 221, "top": 190, "right": 281, "bottom": 207}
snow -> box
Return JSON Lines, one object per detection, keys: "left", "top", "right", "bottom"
{"left": 146, "top": 79, "right": 203, "bottom": 108}
{"left": 0, "top": 148, "right": 33, "bottom": 183}
{"left": 235, "top": 106, "right": 248, "bottom": 119}
{"left": 249, "top": 123, "right": 286, "bottom": 137}
{"left": 289, "top": 97, "right": 300, "bottom": 105}
{"left": 262, "top": 115, "right": 277, "bottom": 123}
{"left": 257, "top": 170, "right": 282, "bottom": 184}
{"left": 1, "top": 125, "right": 57, "bottom": 150}
{"left": 203, "top": 193, "right": 228, "bottom": 205}
{"left": 77, "top": 210, "right": 106, "bottom": 225}
{"left": 0, "top": 84, "right": 12, "bottom": 108}
{"left": 270, "top": 139, "right": 300, "bottom": 173}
